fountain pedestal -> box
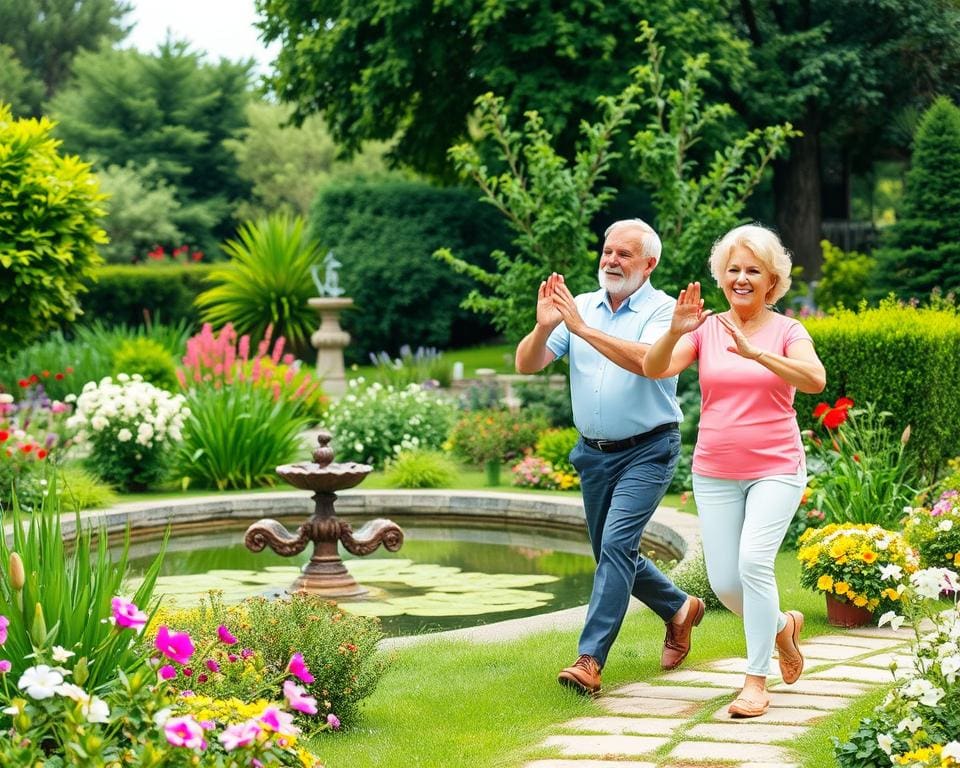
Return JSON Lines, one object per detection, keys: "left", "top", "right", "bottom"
{"left": 309, "top": 296, "right": 353, "bottom": 397}
{"left": 244, "top": 432, "right": 403, "bottom": 597}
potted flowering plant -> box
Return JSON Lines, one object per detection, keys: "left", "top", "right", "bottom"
{"left": 904, "top": 489, "right": 960, "bottom": 571}
{"left": 797, "top": 522, "right": 919, "bottom": 626}
{"left": 447, "top": 409, "right": 545, "bottom": 485}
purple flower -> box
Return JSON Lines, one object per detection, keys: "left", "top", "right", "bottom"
{"left": 286, "top": 652, "right": 314, "bottom": 683}
{"left": 219, "top": 720, "right": 261, "bottom": 750}
{"left": 0, "top": 615, "right": 8, "bottom": 645}
{"left": 158, "top": 665, "right": 177, "bottom": 680}
{"left": 0, "top": 659, "right": 11, "bottom": 673}
{"left": 164, "top": 715, "right": 205, "bottom": 748}
{"left": 327, "top": 713, "right": 341, "bottom": 730}
{"left": 154, "top": 626, "right": 195, "bottom": 665}
{"left": 111, "top": 597, "right": 148, "bottom": 630}
{"left": 217, "top": 625, "right": 237, "bottom": 645}
{"left": 283, "top": 679, "right": 318, "bottom": 715}
{"left": 205, "top": 658, "right": 220, "bottom": 673}
{"left": 258, "top": 706, "right": 299, "bottom": 736}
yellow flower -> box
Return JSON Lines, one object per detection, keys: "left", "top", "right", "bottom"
{"left": 861, "top": 550, "right": 877, "bottom": 563}
{"left": 834, "top": 581, "right": 850, "bottom": 596}
{"left": 817, "top": 574, "right": 834, "bottom": 591}
{"left": 852, "top": 594, "right": 868, "bottom": 607}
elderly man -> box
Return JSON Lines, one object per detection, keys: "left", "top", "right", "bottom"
{"left": 515, "top": 218, "right": 704, "bottom": 695}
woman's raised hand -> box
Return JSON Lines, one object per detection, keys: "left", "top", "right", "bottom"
{"left": 716, "top": 314, "right": 762, "bottom": 360}
{"left": 670, "top": 282, "right": 712, "bottom": 335}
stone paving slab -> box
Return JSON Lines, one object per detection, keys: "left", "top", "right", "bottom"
{"left": 850, "top": 652, "right": 915, "bottom": 669}
{"left": 525, "top": 760, "right": 657, "bottom": 768}
{"left": 767, "top": 691, "right": 852, "bottom": 710}
{"left": 767, "top": 678, "right": 871, "bottom": 696}
{"left": 601, "top": 696, "right": 703, "bottom": 717}
{"left": 795, "top": 642, "right": 876, "bottom": 661}
{"left": 738, "top": 763, "right": 802, "bottom": 768}
{"left": 688, "top": 722, "right": 807, "bottom": 743}
{"left": 706, "top": 658, "right": 781, "bottom": 675}
{"left": 808, "top": 664, "right": 901, "bottom": 683}
{"left": 811, "top": 634, "right": 908, "bottom": 650}
{"left": 709, "top": 705, "right": 830, "bottom": 724}
{"left": 563, "top": 716, "right": 686, "bottom": 735}
{"left": 612, "top": 683, "right": 737, "bottom": 701}
{"left": 669, "top": 741, "right": 792, "bottom": 762}
{"left": 659, "top": 670, "right": 750, "bottom": 688}
{"left": 841, "top": 624, "right": 919, "bottom": 640}
{"left": 543, "top": 734, "right": 668, "bottom": 757}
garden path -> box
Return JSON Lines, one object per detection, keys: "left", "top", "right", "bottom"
{"left": 524, "top": 622, "right": 915, "bottom": 768}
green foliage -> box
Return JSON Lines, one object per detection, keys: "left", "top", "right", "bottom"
{"left": 815, "top": 240, "right": 877, "bottom": 311}
{"left": 513, "top": 377, "right": 573, "bottom": 427}
{"left": 369, "top": 346, "right": 453, "bottom": 389}
{"left": 95, "top": 162, "right": 185, "bottom": 263}
{"left": 226, "top": 100, "right": 401, "bottom": 221}
{"left": 833, "top": 718, "right": 901, "bottom": 768}
{"left": 50, "top": 41, "right": 252, "bottom": 253}
{"left": 155, "top": 592, "right": 388, "bottom": 726}
{"left": 796, "top": 300, "right": 960, "bottom": 479}
{"left": 0, "top": 105, "right": 107, "bottom": 355}
{"left": 111, "top": 337, "right": 179, "bottom": 391}
{"left": 670, "top": 549, "right": 724, "bottom": 612}
{"left": 196, "top": 214, "right": 321, "bottom": 358}
{"left": 666, "top": 443, "right": 693, "bottom": 495}
{"left": 534, "top": 427, "right": 579, "bottom": 474}
{"left": 321, "top": 379, "right": 457, "bottom": 468}
{"left": 0, "top": 44, "right": 43, "bottom": 116}
{"left": 629, "top": 23, "right": 797, "bottom": 297}
{"left": 0, "top": 483, "right": 166, "bottom": 689}
{"left": 873, "top": 97, "right": 960, "bottom": 299}
{"left": 902, "top": 490, "right": 960, "bottom": 570}
{"left": 437, "top": 87, "right": 637, "bottom": 343}
{"left": 384, "top": 449, "right": 459, "bottom": 489}
{"left": 174, "top": 381, "right": 311, "bottom": 490}
{"left": 58, "top": 463, "right": 117, "bottom": 510}
{"left": 311, "top": 181, "right": 505, "bottom": 359}
{"left": 448, "top": 409, "right": 546, "bottom": 466}
{"left": 80, "top": 263, "right": 215, "bottom": 330}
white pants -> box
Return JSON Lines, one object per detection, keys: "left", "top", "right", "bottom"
{"left": 693, "top": 467, "right": 806, "bottom": 677}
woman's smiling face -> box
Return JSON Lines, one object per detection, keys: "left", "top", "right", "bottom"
{"left": 722, "top": 243, "right": 777, "bottom": 311}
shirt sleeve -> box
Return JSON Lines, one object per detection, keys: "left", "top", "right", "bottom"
{"left": 545, "top": 317, "right": 571, "bottom": 359}
{"left": 638, "top": 297, "right": 676, "bottom": 344}
{"left": 686, "top": 320, "right": 705, "bottom": 355}
{"left": 783, "top": 318, "right": 813, "bottom": 352}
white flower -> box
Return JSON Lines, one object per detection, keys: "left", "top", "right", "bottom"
{"left": 153, "top": 707, "right": 173, "bottom": 727}
{"left": 896, "top": 716, "right": 922, "bottom": 733}
{"left": 83, "top": 696, "right": 110, "bottom": 724}
{"left": 880, "top": 564, "right": 904, "bottom": 581}
{"left": 90, "top": 415, "right": 108, "bottom": 432}
{"left": 943, "top": 742, "right": 960, "bottom": 761}
{"left": 879, "top": 611, "right": 906, "bottom": 631}
{"left": 51, "top": 646, "right": 75, "bottom": 663}
{"left": 55, "top": 682, "right": 88, "bottom": 701}
{"left": 18, "top": 665, "right": 64, "bottom": 699}
{"left": 877, "top": 732, "right": 894, "bottom": 755}
{"left": 939, "top": 519, "right": 954, "bottom": 532}
{"left": 117, "top": 428, "right": 132, "bottom": 443}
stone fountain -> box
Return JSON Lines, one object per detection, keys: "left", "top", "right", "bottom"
{"left": 244, "top": 431, "right": 404, "bottom": 597}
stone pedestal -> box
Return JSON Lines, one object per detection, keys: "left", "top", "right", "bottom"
{"left": 309, "top": 297, "right": 353, "bottom": 397}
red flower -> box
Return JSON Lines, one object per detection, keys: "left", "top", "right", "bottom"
{"left": 812, "top": 403, "right": 830, "bottom": 419}
{"left": 191, "top": 251, "right": 203, "bottom": 262}
{"left": 0, "top": 430, "right": 8, "bottom": 443}
{"left": 823, "top": 407, "right": 850, "bottom": 430}
{"left": 66, "top": 367, "right": 74, "bottom": 374}
{"left": 18, "top": 379, "right": 28, "bottom": 388}
{"left": 37, "top": 449, "right": 47, "bottom": 460}
{"left": 55, "top": 373, "right": 64, "bottom": 381}
{"left": 813, "top": 396, "right": 854, "bottom": 430}
{"left": 41, "top": 370, "right": 49, "bottom": 378}
{"left": 29, "top": 374, "right": 39, "bottom": 384}
{"left": 20, "top": 444, "right": 33, "bottom": 454}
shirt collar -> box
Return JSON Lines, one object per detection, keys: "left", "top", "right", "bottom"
{"left": 593, "top": 279, "right": 655, "bottom": 313}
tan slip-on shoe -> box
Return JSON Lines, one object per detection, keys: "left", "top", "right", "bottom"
{"left": 728, "top": 691, "right": 770, "bottom": 718}
{"left": 776, "top": 610, "right": 805, "bottom": 685}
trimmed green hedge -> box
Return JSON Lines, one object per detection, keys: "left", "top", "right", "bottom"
{"left": 309, "top": 181, "right": 509, "bottom": 361}
{"left": 798, "top": 302, "right": 960, "bottom": 478}
{"left": 78, "top": 263, "right": 215, "bottom": 329}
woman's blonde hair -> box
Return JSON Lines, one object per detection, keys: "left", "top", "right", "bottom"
{"left": 708, "top": 224, "right": 792, "bottom": 304}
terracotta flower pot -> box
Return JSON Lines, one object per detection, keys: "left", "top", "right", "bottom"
{"left": 825, "top": 594, "right": 874, "bottom": 627}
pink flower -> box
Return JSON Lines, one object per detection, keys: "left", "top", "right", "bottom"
{"left": 205, "top": 658, "right": 220, "bottom": 673}
{"left": 0, "top": 660, "right": 11, "bottom": 673}
{"left": 217, "top": 625, "right": 237, "bottom": 645}
{"left": 283, "top": 679, "right": 318, "bottom": 715}
{"left": 111, "top": 597, "right": 148, "bottom": 630}
{"left": 327, "top": 713, "right": 341, "bottom": 730}
{"left": 258, "top": 706, "right": 299, "bottom": 736}
{"left": 158, "top": 665, "right": 177, "bottom": 680}
{"left": 154, "top": 626, "right": 195, "bottom": 665}
{"left": 164, "top": 715, "right": 205, "bottom": 749}
{"left": 286, "top": 652, "right": 314, "bottom": 683}
{"left": 219, "top": 720, "right": 261, "bottom": 750}
{"left": 0, "top": 615, "right": 8, "bottom": 645}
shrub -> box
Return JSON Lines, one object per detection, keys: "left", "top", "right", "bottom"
{"left": 0, "top": 105, "right": 107, "bottom": 355}
{"left": 510, "top": 455, "right": 580, "bottom": 491}
{"left": 58, "top": 464, "right": 117, "bottom": 510}
{"left": 666, "top": 443, "right": 693, "bottom": 495}
{"left": 797, "top": 523, "right": 918, "bottom": 615}
{"left": 903, "top": 490, "right": 960, "bottom": 570}
{"left": 797, "top": 300, "right": 960, "bottom": 479}
{"left": 384, "top": 449, "right": 459, "bottom": 488}
{"left": 79, "top": 262, "right": 216, "bottom": 329}
{"left": 535, "top": 427, "right": 579, "bottom": 473}
{"left": 0, "top": 428, "right": 52, "bottom": 511}
{"left": 670, "top": 549, "right": 724, "bottom": 612}
{"left": 815, "top": 240, "right": 877, "bottom": 311}
{"left": 149, "top": 592, "right": 388, "bottom": 727}
{"left": 310, "top": 180, "right": 505, "bottom": 360}
{"left": 321, "top": 378, "right": 457, "bottom": 467}
{"left": 448, "top": 409, "right": 546, "bottom": 466}
{"left": 196, "top": 214, "right": 322, "bottom": 359}
{"left": 66, "top": 374, "right": 190, "bottom": 491}
{"left": 514, "top": 377, "right": 573, "bottom": 427}
{"left": 112, "top": 337, "right": 179, "bottom": 391}
{"left": 369, "top": 345, "right": 453, "bottom": 388}
{"left": 174, "top": 381, "right": 311, "bottom": 490}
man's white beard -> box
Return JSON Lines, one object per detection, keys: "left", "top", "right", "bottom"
{"left": 598, "top": 266, "right": 643, "bottom": 299}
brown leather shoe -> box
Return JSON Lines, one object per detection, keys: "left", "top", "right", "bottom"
{"left": 776, "top": 610, "right": 805, "bottom": 684}
{"left": 661, "top": 595, "right": 705, "bottom": 670}
{"left": 557, "top": 654, "right": 602, "bottom": 695}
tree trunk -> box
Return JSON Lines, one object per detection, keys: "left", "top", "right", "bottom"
{"left": 773, "top": 111, "right": 823, "bottom": 279}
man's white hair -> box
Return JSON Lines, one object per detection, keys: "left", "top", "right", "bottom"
{"left": 603, "top": 219, "right": 662, "bottom": 264}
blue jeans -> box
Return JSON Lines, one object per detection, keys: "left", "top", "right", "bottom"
{"left": 569, "top": 428, "right": 686, "bottom": 667}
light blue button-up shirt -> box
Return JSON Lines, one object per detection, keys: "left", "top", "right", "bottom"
{"left": 545, "top": 280, "right": 682, "bottom": 440}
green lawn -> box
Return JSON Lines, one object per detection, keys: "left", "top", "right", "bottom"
{"left": 349, "top": 341, "right": 517, "bottom": 381}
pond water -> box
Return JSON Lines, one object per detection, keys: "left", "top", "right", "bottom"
{"left": 122, "top": 516, "right": 617, "bottom": 637}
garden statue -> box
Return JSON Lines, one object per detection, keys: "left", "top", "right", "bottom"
{"left": 244, "top": 431, "right": 404, "bottom": 597}
{"left": 309, "top": 250, "right": 352, "bottom": 396}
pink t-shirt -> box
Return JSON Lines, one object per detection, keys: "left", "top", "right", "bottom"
{"left": 685, "top": 312, "right": 812, "bottom": 479}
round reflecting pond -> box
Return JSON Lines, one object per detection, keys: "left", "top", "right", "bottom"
{"left": 123, "top": 516, "right": 613, "bottom": 637}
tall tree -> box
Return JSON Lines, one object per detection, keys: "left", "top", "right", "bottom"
{"left": 0, "top": 0, "right": 131, "bottom": 103}
{"left": 0, "top": 44, "right": 44, "bottom": 116}
{"left": 50, "top": 41, "right": 253, "bottom": 254}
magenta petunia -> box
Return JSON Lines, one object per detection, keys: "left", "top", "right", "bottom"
{"left": 258, "top": 705, "right": 299, "bottom": 736}
{"left": 217, "top": 624, "right": 238, "bottom": 645}
{"left": 0, "top": 659, "right": 10, "bottom": 673}
{"left": 158, "top": 665, "right": 177, "bottom": 680}
{"left": 283, "top": 679, "right": 318, "bottom": 715}
{"left": 0, "top": 615, "right": 8, "bottom": 645}
{"left": 164, "top": 715, "right": 205, "bottom": 749}
{"left": 205, "top": 658, "right": 220, "bottom": 673}
{"left": 286, "top": 652, "right": 315, "bottom": 683}
{"left": 327, "top": 713, "right": 341, "bottom": 730}
{"left": 219, "top": 720, "right": 261, "bottom": 751}
{"left": 111, "top": 597, "right": 148, "bottom": 630}
{"left": 154, "top": 626, "right": 195, "bottom": 665}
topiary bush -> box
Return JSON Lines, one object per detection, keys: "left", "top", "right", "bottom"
{"left": 384, "top": 449, "right": 459, "bottom": 488}
{"left": 112, "top": 337, "right": 179, "bottom": 391}
{"left": 0, "top": 105, "right": 107, "bottom": 355}
{"left": 309, "top": 181, "right": 508, "bottom": 360}
{"left": 534, "top": 427, "right": 579, "bottom": 473}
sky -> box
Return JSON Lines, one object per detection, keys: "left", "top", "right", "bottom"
{"left": 123, "top": 0, "right": 280, "bottom": 73}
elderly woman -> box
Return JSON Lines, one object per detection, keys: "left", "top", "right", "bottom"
{"left": 643, "top": 224, "right": 826, "bottom": 717}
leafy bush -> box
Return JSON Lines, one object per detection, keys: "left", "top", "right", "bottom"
{"left": 0, "top": 428, "right": 52, "bottom": 511}
{"left": 903, "top": 490, "right": 960, "bottom": 569}
{"left": 815, "top": 240, "right": 877, "bottom": 311}
{"left": 58, "top": 464, "right": 117, "bottom": 510}
{"left": 448, "top": 409, "right": 546, "bottom": 466}
{"left": 150, "top": 592, "right": 388, "bottom": 727}
{"left": 670, "top": 549, "right": 724, "bottom": 612}
{"left": 384, "top": 449, "right": 459, "bottom": 488}
{"left": 0, "top": 105, "right": 107, "bottom": 355}
{"left": 310, "top": 180, "right": 505, "bottom": 360}
{"left": 196, "top": 214, "right": 322, "bottom": 358}
{"left": 666, "top": 443, "right": 693, "bottom": 495}
{"left": 79, "top": 263, "right": 215, "bottom": 329}
{"left": 321, "top": 378, "right": 457, "bottom": 467}
{"left": 369, "top": 345, "right": 453, "bottom": 388}
{"left": 513, "top": 377, "right": 573, "bottom": 427}
{"left": 112, "top": 337, "right": 179, "bottom": 391}
{"left": 174, "top": 381, "right": 311, "bottom": 490}
{"left": 535, "top": 427, "right": 579, "bottom": 473}
{"left": 510, "top": 455, "right": 580, "bottom": 491}
{"left": 66, "top": 374, "right": 190, "bottom": 491}
{"left": 797, "top": 300, "right": 960, "bottom": 479}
